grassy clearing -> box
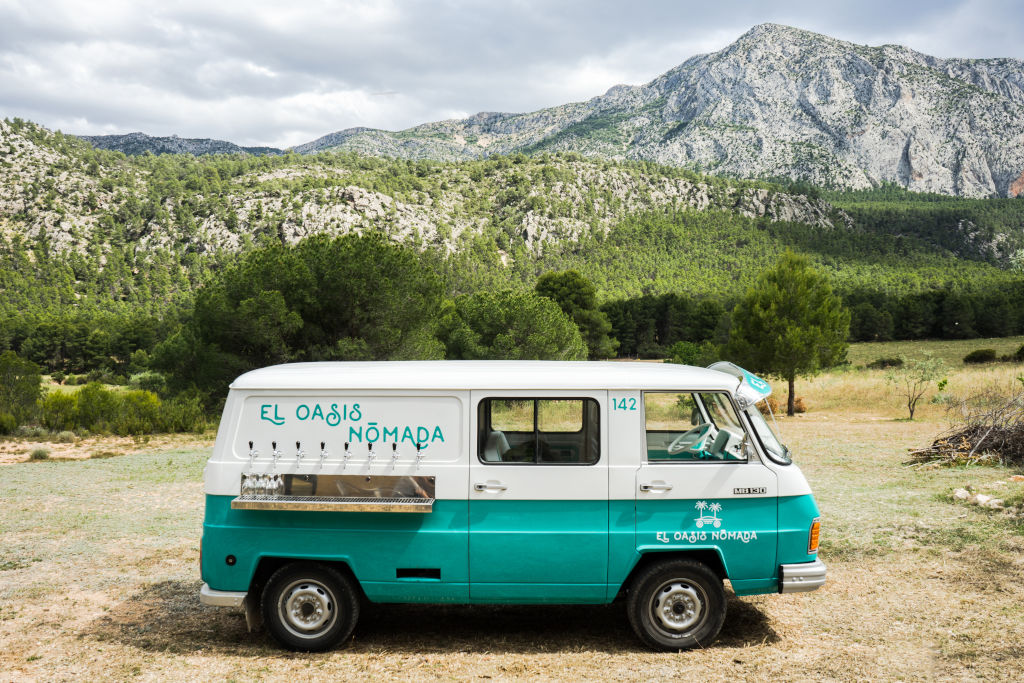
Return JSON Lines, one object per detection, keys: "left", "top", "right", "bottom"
{"left": 847, "top": 335, "right": 1024, "bottom": 367}
{"left": 1, "top": 353, "right": 1022, "bottom": 680}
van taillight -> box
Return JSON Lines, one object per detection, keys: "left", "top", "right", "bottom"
{"left": 808, "top": 519, "right": 821, "bottom": 553}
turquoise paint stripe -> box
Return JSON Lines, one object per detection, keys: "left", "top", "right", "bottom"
{"left": 202, "top": 493, "right": 821, "bottom": 602}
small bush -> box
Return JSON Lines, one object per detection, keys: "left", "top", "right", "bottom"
{"left": 15, "top": 425, "right": 48, "bottom": 439}
{"left": 0, "top": 412, "right": 16, "bottom": 435}
{"left": 51, "top": 370, "right": 66, "bottom": 384}
{"left": 1015, "top": 344, "right": 1024, "bottom": 362}
{"left": 963, "top": 349, "right": 997, "bottom": 364}
{"left": 28, "top": 447, "right": 49, "bottom": 460}
{"left": 757, "top": 396, "right": 780, "bottom": 415}
{"left": 758, "top": 395, "right": 806, "bottom": 414}
{"left": 867, "top": 357, "right": 904, "bottom": 370}
{"left": 55, "top": 430, "right": 76, "bottom": 443}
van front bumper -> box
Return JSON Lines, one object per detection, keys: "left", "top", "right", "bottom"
{"left": 200, "top": 583, "right": 247, "bottom": 607}
{"left": 779, "top": 559, "right": 827, "bottom": 593}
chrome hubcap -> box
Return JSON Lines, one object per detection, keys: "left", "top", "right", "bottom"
{"left": 279, "top": 580, "right": 336, "bottom": 638}
{"left": 653, "top": 581, "right": 704, "bottom": 632}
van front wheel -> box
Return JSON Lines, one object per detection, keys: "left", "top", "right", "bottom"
{"left": 261, "top": 563, "right": 360, "bottom": 652}
{"left": 627, "top": 559, "right": 726, "bottom": 651}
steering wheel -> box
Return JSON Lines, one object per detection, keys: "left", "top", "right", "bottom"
{"left": 667, "top": 424, "right": 712, "bottom": 455}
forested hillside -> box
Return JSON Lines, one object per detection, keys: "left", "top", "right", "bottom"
{"left": 2, "top": 117, "right": 1023, "bottom": 383}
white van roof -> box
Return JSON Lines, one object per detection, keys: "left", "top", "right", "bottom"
{"left": 230, "top": 361, "right": 742, "bottom": 392}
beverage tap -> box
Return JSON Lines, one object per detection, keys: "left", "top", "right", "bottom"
{"left": 318, "top": 441, "right": 328, "bottom": 469}
{"left": 342, "top": 442, "right": 351, "bottom": 470}
{"left": 391, "top": 442, "right": 399, "bottom": 469}
{"left": 242, "top": 441, "right": 258, "bottom": 496}
{"left": 415, "top": 442, "right": 425, "bottom": 469}
{"left": 270, "top": 441, "right": 283, "bottom": 497}
{"left": 295, "top": 441, "right": 305, "bottom": 468}
{"left": 247, "top": 440, "right": 258, "bottom": 471}
{"left": 367, "top": 442, "right": 376, "bottom": 465}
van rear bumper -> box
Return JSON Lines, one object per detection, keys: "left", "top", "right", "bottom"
{"left": 200, "top": 583, "right": 247, "bottom": 607}
{"left": 778, "top": 559, "right": 827, "bottom": 593}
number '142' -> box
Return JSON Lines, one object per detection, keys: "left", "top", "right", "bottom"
{"left": 612, "top": 397, "right": 637, "bottom": 411}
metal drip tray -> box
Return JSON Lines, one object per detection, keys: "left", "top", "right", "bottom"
{"left": 231, "top": 495, "right": 434, "bottom": 512}
{"left": 231, "top": 474, "right": 436, "bottom": 512}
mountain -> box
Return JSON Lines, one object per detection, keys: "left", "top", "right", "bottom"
{"left": 81, "top": 131, "right": 283, "bottom": 156}
{"left": 292, "top": 24, "right": 1024, "bottom": 198}
{"left": 3, "top": 116, "right": 1024, "bottom": 377}
{"left": 74, "top": 25, "right": 1024, "bottom": 197}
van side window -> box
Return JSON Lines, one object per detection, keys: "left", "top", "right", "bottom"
{"left": 644, "top": 392, "right": 747, "bottom": 462}
{"left": 479, "top": 398, "right": 599, "bottom": 465}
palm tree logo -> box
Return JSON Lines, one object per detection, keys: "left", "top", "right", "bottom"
{"left": 694, "top": 500, "right": 723, "bottom": 528}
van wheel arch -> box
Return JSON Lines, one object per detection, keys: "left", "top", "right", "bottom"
{"left": 617, "top": 550, "right": 727, "bottom": 601}
{"left": 250, "top": 557, "right": 368, "bottom": 609}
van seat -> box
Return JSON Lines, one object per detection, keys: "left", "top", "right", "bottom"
{"left": 483, "top": 431, "right": 511, "bottom": 462}
{"left": 708, "top": 427, "right": 743, "bottom": 460}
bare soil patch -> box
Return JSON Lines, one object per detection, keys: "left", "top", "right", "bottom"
{"left": 0, "top": 432, "right": 214, "bottom": 464}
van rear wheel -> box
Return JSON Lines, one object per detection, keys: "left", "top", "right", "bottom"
{"left": 627, "top": 559, "right": 726, "bottom": 651}
{"left": 261, "top": 562, "right": 359, "bottom": 652}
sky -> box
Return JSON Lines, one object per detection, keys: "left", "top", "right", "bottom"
{"left": 0, "top": 0, "right": 1021, "bottom": 149}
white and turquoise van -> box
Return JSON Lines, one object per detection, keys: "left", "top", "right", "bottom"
{"left": 199, "top": 361, "right": 825, "bottom": 651}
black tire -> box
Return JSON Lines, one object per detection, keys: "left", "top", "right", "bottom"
{"left": 261, "top": 562, "right": 360, "bottom": 652}
{"left": 626, "top": 559, "right": 726, "bottom": 651}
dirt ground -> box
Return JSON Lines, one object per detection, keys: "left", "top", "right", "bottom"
{"left": 1, "top": 408, "right": 1022, "bottom": 680}
{"left": 0, "top": 432, "right": 215, "bottom": 465}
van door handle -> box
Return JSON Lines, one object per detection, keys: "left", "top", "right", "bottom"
{"left": 640, "top": 482, "right": 673, "bottom": 492}
{"left": 474, "top": 482, "right": 507, "bottom": 492}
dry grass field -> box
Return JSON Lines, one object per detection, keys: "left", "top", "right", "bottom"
{"left": 1, "top": 350, "right": 1023, "bottom": 681}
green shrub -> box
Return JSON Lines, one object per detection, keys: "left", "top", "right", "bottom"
{"left": 0, "top": 412, "right": 16, "bottom": 435}
{"left": 160, "top": 393, "right": 208, "bottom": 433}
{"left": 867, "top": 357, "right": 904, "bottom": 369}
{"left": 55, "top": 430, "right": 76, "bottom": 443}
{"left": 28, "top": 447, "right": 49, "bottom": 460}
{"left": 75, "top": 383, "right": 119, "bottom": 432}
{"left": 112, "top": 390, "right": 161, "bottom": 434}
{"left": 963, "top": 349, "right": 997, "bottom": 364}
{"left": 39, "top": 391, "right": 77, "bottom": 432}
{"left": 1015, "top": 344, "right": 1024, "bottom": 362}
{"left": 0, "top": 351, "right": 42, "bottom": 424}
{"left": 38, "top": 383, "right": 206, "bottom": 435}
{"left": 667, "top": 340, "right": 718, "bottom": 367}
{"left": 129, "top": 371, "right": 167, "bottom": 395}
{"left": 51, "top": 370, "right": 66, "bottom": 384}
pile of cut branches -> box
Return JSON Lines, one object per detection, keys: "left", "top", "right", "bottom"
{"left": 909, "top": 382, "right": 1024, "bottom": 466}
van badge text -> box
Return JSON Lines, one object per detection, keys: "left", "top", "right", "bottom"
{"left": 733, "top": 487, "right": 766, "bottom": 495}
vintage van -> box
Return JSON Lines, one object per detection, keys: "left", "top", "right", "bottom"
{"left": 199, "top": 361, "right": 825, "bottom": 651}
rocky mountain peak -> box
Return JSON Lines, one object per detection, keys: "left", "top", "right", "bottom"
{"left": 73, "top": 24, "right": 1024, "bottom": 197}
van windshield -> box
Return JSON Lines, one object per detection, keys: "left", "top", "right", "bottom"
{"left": 745, "top": 406, "right": 791, "bottom": 464}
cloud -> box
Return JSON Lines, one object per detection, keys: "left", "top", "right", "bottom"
{"left": 0, "top": 0, "right": 1021, "bottom": 148}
